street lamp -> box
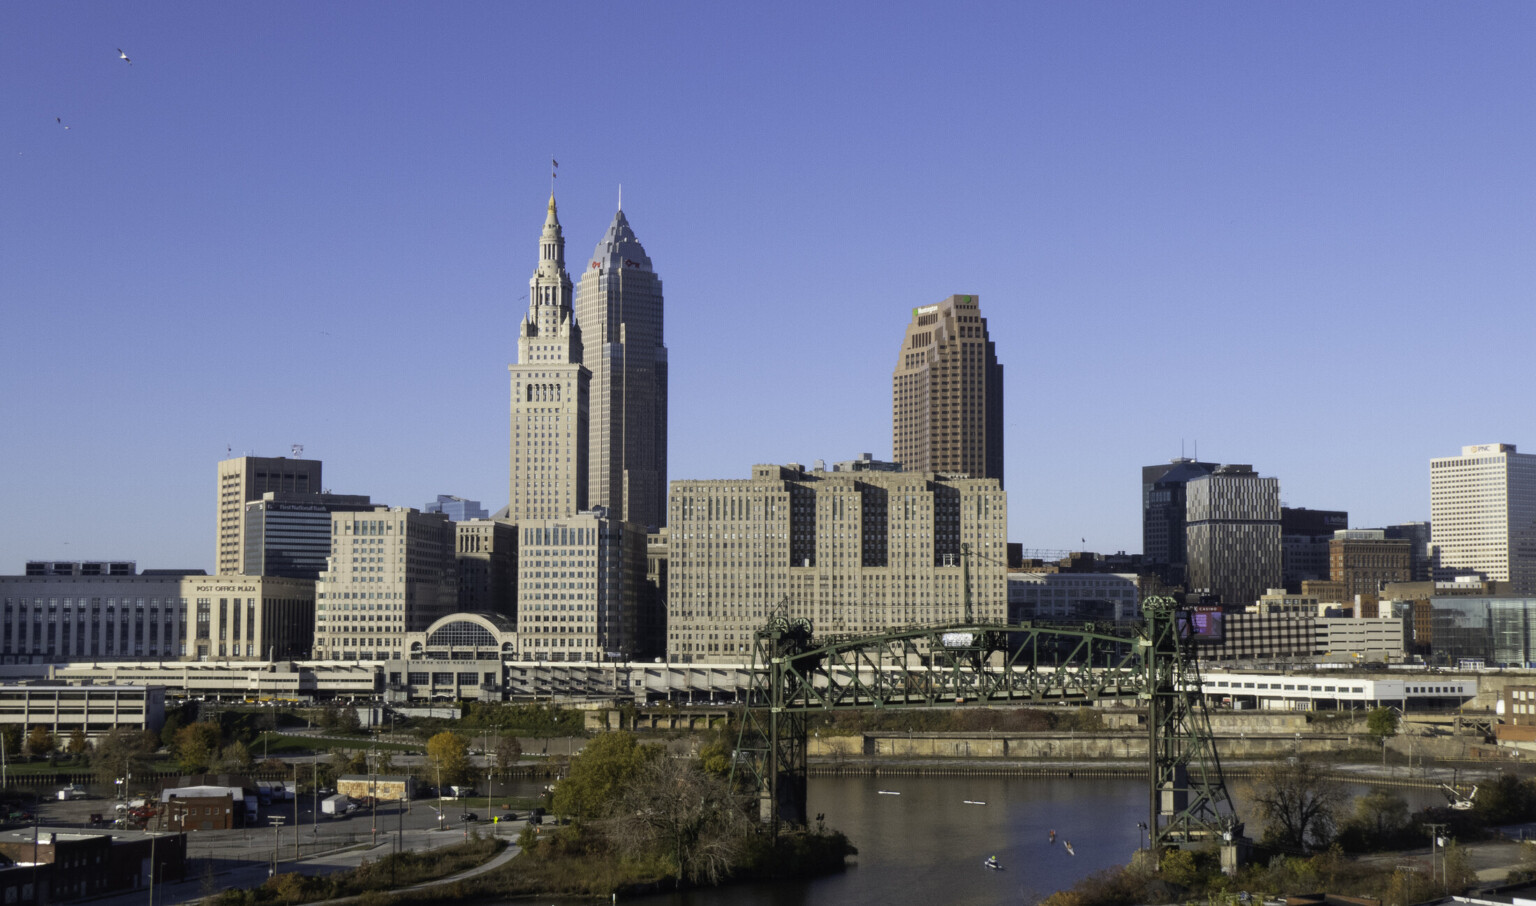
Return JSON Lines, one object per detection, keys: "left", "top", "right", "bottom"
{"left": 270, "top": 815, "right": 286, "bottom": 877}
{"left": 1137, "top": 821, "right": 1148, "bottom": 851}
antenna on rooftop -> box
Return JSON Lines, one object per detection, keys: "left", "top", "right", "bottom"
{"left": 291, "top": 444, "right": 304, "bottom": 458}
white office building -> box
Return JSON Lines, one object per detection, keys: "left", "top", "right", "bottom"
{"left": 1430, "top": 443, "right": 1536, "bottom": 594}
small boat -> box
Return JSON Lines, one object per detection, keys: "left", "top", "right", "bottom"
{"left": 963, "top": 800, "right": 987, "bottom": 806}
{"left": 1064, "top": 842, "right": 1076, "bottom": 856}
{"left": 877, "top": 790, "right": 901, "bottom": 796}
{"left": 984, "top": 856, "right": 1003, "bottom": 870}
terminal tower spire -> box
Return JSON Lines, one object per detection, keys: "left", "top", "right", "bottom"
{"left": 509, "top": 192, "right": 590, "bottom": 522}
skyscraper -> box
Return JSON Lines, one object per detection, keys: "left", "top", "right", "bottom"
{"left": 1141, "top": 458, "right": 1218, "bottom": 586}
{"left": 216, "top": 456, "right": 322, "bottom": 575}
{"left": 1185, "top": 464, "right": 1281, "bottom": 605}
{"left": 892, "top": 295, "right": 1003, "bottom": 485}
{"left": 1430, "top": 443, "right": 1536, "bottom": 593}
{"left": 509, "top": 194, "right": 590, "bottom": 522}
{"left": 574, "top": 205, "right": 667, "bottom": 529}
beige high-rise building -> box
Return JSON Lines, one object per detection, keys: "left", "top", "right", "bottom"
{"left": 509, "top": 194, "right": 590, "bottom": 522}
{"left": 892, "top": 294, "right": 1004, "bottom": 486}
{"left": 1431, "top": 443, "right": 1536, "bottom": 593}
{"left": 574, "top": 206, "right": 667, "bottom": 530}
{"left": 668, "top": 463, "right": 1008, "bottom": 663}
{"left": 313, "top": 507, "right": 456, "bottom": 661}
{"left": 455, "top": 518, "right": 518, "bottom": 620}
{"left": 217, "top": 456, "right": 321, "bottom": 574}
{"left": 514, "top": 512, "right": 645, "bottom": 663}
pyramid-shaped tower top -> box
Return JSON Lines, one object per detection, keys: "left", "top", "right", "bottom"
{"left": 588, "top": 207, "right": 652, "bottom": 271}
{"left": 544, "top": 192, "right": 561, "bottom": 234}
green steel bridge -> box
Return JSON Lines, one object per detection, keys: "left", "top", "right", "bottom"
{"left": 732, "top": 596, "right": 1242, "bottom": 851}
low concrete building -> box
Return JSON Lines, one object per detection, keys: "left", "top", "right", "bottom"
{"left": 336, "top": 775, "right": 415, "bottom": 801}
{"left": 0, "top": 684, "right": 165, "bottom": 738}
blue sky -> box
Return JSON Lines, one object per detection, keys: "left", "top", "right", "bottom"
{"left": 4, "top": 3, "right": 1533, "bottom": 571}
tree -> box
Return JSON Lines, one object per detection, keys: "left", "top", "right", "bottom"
{"left": 607, "top": 754, "right": 752, "bottom": 886}
{"left": 66, "top": 729, "right": 89, "bottom": 761}
{"left": 25, "top": 726, "right": 54, "bottom": 760}
{"left": 1366, "top": 707, "right": 1400, "bottom": 741}
{"left": 492, "top": 734, "right": 522, "bottom": 776}
{"left": 426, "top": 731, "right": 472, "bottom": 787}
{"left": 1337, "top": 789, "right": 1410, "bottom": 851}
{"left": 1246, "top": 758, "right": 1348, "bottom": 852}
{"left": 330, "top": 748, "right": 367, "bottom": 778}
{"left": 175, "top": 723, "right": 224, "bottom": 773}
{"left": 1474, "top": 771, "right": 1536, "bottom": 825}
{"left": 552, "top": 731, "right": 659, "bottom": 820}
{"left": 0, "top": 727, "right": 21, "bottom": 763}
{"left": 91, "top": 728, "right": 156, "bottom": 785}
{"left": 220, "top": 740, "right": 252, "bottom": 772}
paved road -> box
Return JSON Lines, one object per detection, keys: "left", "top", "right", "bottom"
{"left": 29, "top": 792, "right": 526, "bottom": 906}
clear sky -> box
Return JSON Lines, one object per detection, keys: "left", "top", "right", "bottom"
{"left": 4, "top": 3, "right": 1533, "bottom": 572}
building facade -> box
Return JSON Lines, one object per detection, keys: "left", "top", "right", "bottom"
{"left": 1141, "top": 458, "right": 1218, "bottom": 587}
{"left": 424, "top": 496, "right": 489, "bottom": 521}
{"left": 1430, "top": 443, "right": 1536, "bottom": 593}
{"left": 1329, "top": 530, "right": 1412, "bottom": 605}
{"left": 313, "top": 507, "right": 456, "bottom": 661}
{"left": 216, "top": 456, "right": 322, "bottom": 575}
{"left": 453, "top": 519, "right": 517, "bottom": 619}
{"left": 508, "top": 194, "right": 590, "bottom": 523}
{"left": 515, "top": 511, "right": 644, "bottom": 662}
{"left": 573, "top": 207, "right": 667, "bottom": 530}
{"left": 1006, "top": 572, "right": 1141, "bottom": 622}
{"left": 0, "top": 573, "right": 313, "bottom": 663}
{"left": 1428, "top": 596, "right": 1536, "bottom": 667}
{"left": 668, "top": 464, "right": 1008, "bottom": 663}
{"left": 241, "top": 492, "right": 373, "bottom": 579}
{"left": 892, "top": 294, "right": 1004, "bottom": 485}
{"left": 1185, "top": 464, "right": 1281, "bottom": 605}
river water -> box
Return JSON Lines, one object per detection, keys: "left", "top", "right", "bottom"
{"left": 603, "top": 774, "right": 1446, "bottom": 906}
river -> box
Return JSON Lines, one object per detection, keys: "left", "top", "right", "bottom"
{"left": 599, "top": 774, "right": 1447, "bottom": 906}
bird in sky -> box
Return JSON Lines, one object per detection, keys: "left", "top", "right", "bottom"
{"left": 117, "top": 48, "right": 132, "bottom": 65}
{"left": 56, "top": 117, "right": 69, "bottom": 130}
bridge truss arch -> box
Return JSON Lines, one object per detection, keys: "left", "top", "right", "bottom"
{"left": 731, "top": 597, "right": 1242, "bottom": 852}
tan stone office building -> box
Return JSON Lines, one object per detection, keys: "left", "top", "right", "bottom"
{"left": 313, "top": 507, "right": 456, "bottom": 661}
{"left": 515, "top": 511, "right": 645, "bottom": 662}
{"left": 508, "top": 194, "right": 590, "bottom": 523}
{"left": 668, "top": 463, "right": 1008, "bottom": 663}
{"left": 892, "top": 294, "right": 1004, "bottom": 486}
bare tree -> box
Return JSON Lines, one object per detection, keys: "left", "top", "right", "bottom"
{"left": 1246, "top": 758, "right": 1349, "bottom": 852}
{"left": 608, "top": 756, "right": 752, "bottom": 886}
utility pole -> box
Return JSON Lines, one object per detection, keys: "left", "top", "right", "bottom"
{"left": 293, "top": 763, "right": 299, "bottom": 861}
{"left": 1426, "top": 823, "right": 1447, "bottom": 886}
{"left": 147, "top": 832, "right": 156, "bottom": 906}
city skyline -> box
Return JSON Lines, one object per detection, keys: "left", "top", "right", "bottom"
{"left": 5, "top": 4, "right": 1534, "bottom": 570}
